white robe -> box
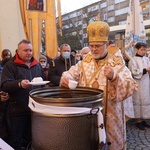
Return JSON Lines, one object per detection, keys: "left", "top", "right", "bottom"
{"left": 124, "top": 96, "right": 134, "bottom": 119}
{"left": 128, "top": 56, "right": 150, "bottom": 119}
{"left": 61, "top": 47, "right": 138, "bottom": 150}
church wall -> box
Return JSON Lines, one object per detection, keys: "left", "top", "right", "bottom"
{"left": 0, "top": 0, "right": 26, "bottom": 58}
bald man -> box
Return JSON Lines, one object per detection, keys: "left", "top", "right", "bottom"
{"left": 81, "top": 46, "right": 90, "bottom": 60}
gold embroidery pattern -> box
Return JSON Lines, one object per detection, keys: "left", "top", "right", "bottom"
{"left": 109, "top": 56, "right": 123, "bottom": 67}
{"left": 83, "top": 54, "right": 93, "bottom": 63}
{"left": 92, "top": 80, "right": 99, "bottom": 88}
{"left": 82, "top": 53, "right": 124, "bottom": 89}
{"left": 113, "top": 56, "right": 123, "bottom": 65}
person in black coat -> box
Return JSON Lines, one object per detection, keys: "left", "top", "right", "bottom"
{"left": 1, "top": 39, "right": 45, "bottom": 150}
{"left": 0, "top": 66, "right": 9, "bottom": 142}
{"left": 48, "top": 44, "right": 78, "bottom": 86}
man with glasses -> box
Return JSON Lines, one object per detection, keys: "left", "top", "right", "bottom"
{"left": 1, "top": 39, "right": 45, "bottom": 150}
{"left": 60, "top": 21, "right": 138, "bottom": 150}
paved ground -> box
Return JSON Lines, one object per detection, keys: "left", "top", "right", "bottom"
{"left": 126, "top": 119, "right": 150, "bottom": 150}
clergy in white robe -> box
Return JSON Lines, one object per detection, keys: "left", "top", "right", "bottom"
{"left": 128, "top": 42, "right": 150, "bottom": 130}
{"left": 60, "top": 21, "right": 138, "bottom": 150}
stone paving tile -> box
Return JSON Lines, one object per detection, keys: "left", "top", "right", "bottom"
{"left": 126, "top": 119, "right": 150, "bottom": 150}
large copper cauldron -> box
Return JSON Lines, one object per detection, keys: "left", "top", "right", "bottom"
{"left": 29, "top": 87, "right": 104, "bottom": 150}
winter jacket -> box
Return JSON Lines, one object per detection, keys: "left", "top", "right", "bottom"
{"left": 48, "top": 55, "right": 77, "bottom": 86}
{"left": 1, "top": 54, "right": 45, "bottom": 116}
{"left": 0, "top": 66, "right": 8, "bottom": 140}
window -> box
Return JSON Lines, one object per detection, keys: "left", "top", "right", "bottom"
{"left": 62, "top": 25, "right": 69, "bottom": 29}
{"left": 70, "top": 24, "right": 73, "bottom": 28}
{"left": 88, "top": 5, "right": 99, "bottom": 12}
{"left": 107, "top": 17, "right": 115, "bottom": 22}
{"left": 71, "top": 32, "right": 77, "bottom": 36}
{"left": 89, "top": 17, "right": 97, "bottom": 23}
{"left": 75, "top": 21, "right": 82, "bottom": 27}
{"left": 62, "top": 16, "right": 68, "bottom": 21}
{"left": 75, "top": 22, "right": 78, "bottom": 27}
{"left": 79, "top": 30, "right": 83, "bottom": 35}
{"left": 101, "top": 2, "right": 107, "bottom": 8}
{"left": 82, "top": 13, "right": 88, "bottom": 18}
{"left": 104, "top": 14, "right": 107, "bottom": 20}
{"left": 107, "top": 5, "right": 114, "bottom": 11}
{"left": 82, "top": 24, "right": 87, "bottom": 29}
{"left": 115, "top": 7, "right": 129, "bottom": 16}
{"left": 119, "top": 20, "right": 126, "bottom": 25}
{"left": 70, "top": 12, "right": 77, "bottom": 18}
{"left": 83, "top": 33, "right": 87, "bottom": 38}
{"left": 84, "top": 43, "right": 88, "bottom": 47}
{"left": 77, "top": 11, "right": 82, "bottom": 16}
{"left": 115, "top": 0, "right": 126, "bottom": 4}
{"left": 78, "top": 21, "right": 82, "bottom": 25}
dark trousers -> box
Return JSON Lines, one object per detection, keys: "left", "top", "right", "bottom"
{"left": 0, "top": 101, "right": 9, "bottom": 142}
{"left": 8, "top": 115, "right": 31, "bottom": 150}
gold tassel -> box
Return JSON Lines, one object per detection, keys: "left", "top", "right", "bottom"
{"left": 52, "top": 60, "right": 55, "bottom": 67}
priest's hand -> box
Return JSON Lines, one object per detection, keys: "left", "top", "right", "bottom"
{"left": 60, "top": 73, "right": 74, "bottom": 88}
{"left": 104, "top": 65, "right": 114, "bottom": 80}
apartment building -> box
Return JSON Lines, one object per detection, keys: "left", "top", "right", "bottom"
{"left": 57, "top": 0, "right": 150, "bottom": 50}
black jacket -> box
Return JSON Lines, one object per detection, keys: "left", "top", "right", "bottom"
{"left": 48, "top": 55, "right": 77, "bottom": 86}
{"left": 1, "top": 54, "right": 45, "bottom": 116}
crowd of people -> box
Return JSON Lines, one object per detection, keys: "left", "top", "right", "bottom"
{"left": 0, "top": 20, "right": 150, "bottom": 150}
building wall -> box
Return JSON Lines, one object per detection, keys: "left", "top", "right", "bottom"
{"left": 0, "top": 0, "right": 26, "bottom": 57}
{"left": 59, "top": 0, "right": 150, "bottom": 48}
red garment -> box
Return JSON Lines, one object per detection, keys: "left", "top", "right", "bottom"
{"left": 29, "top": 0, "right": 37, "bottom": 6}
{"left": 14, "top": 53, "right": 38, "bottom": 67}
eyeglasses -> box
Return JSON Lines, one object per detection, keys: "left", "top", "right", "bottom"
{"left": 89, "top": 43, "right": 105, "bottom": 49}
{"left": 40, "top": 61, "right": 46, "bottom": 63}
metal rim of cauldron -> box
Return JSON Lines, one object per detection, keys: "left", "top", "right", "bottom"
{"left": 29, "top": 86, "right": 104, "bottom": 117}
{"left": 31, "top": 110, "right": 102, "bottom": 117}
{"left": 29, "top": 86, "right": 104, "bottom": 104}
{"left": 30, "top": 105, "right": 103, "bottom": 117}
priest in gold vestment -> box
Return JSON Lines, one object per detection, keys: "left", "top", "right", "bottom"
{"left": 60, "top": 21, "right": 138, "bottom": 150}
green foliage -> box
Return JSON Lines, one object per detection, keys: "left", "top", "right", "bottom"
{"left": 57, "top": 34, "right": 82, "bottom": 50}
